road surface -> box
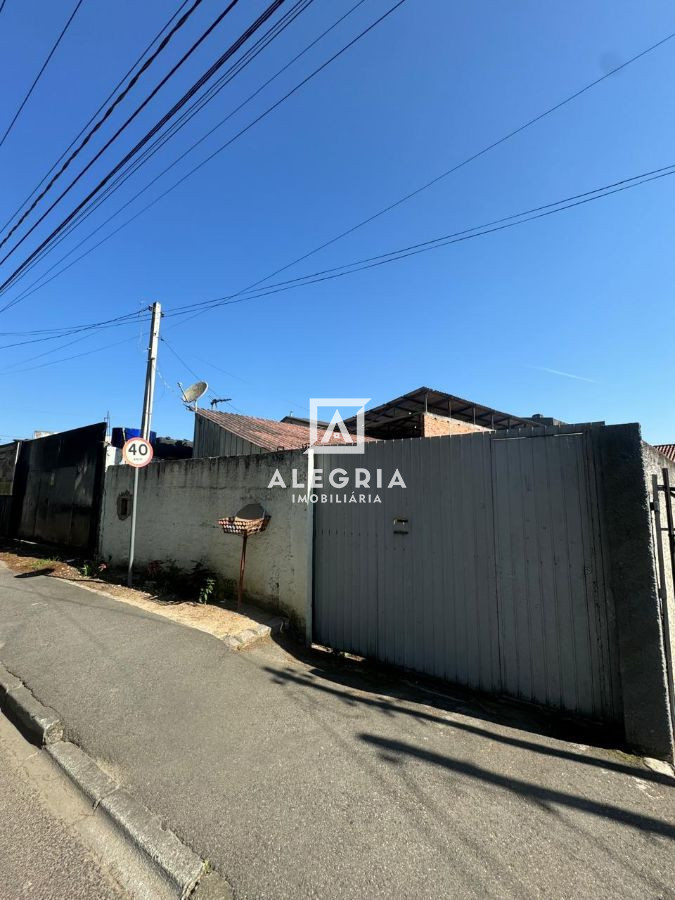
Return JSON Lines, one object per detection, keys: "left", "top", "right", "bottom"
{"left": 0, "top": 564, "right": 673, "bottom": 898}
{"left": 0, "top": 711, "right": 127, "bottom": 899}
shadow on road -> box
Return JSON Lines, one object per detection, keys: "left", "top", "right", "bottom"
{"left": 14, "top": 568, "right": 55, "bottom": 578}
{"left": 263, "top": 660, "right": 674, "bottom": 789}
{"left": 360, "top": 733, "right": 675, "bottom": 839}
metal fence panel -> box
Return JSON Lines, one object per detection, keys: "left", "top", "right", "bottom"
{"left": 313, "top": 426, "right": 621, "bottom": 723}
{"left": 11, "top": 423, "right": 106, "bottom": 551}
{"left": 491, "top": 431, "right": 619, "bottom": 720}
{"left": 313, "top": 432, "right": 501, "bottom": 693}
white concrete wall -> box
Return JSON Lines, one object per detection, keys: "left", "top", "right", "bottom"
{"left": 98, "top": 450, "right": 310, "bottom": 625}
{"left": 642, "top": 441, "right": 675, "bottom": 724}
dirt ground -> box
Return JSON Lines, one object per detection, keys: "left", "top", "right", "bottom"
{"left": 0, "top": 548, "right": 276, "bottom": 643}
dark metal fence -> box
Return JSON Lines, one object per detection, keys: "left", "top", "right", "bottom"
{"left": 8, "top": 423, "right": 107, "bottom": 552}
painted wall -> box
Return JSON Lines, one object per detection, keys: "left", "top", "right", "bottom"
{"left": 642, "top": 441, "right": 675, "bottom": 737}
{"left": 98, "top": 450, "right": 310, "bottom": 625}
{"left": 595, "top": 424, "right": 674, "bottom": 761}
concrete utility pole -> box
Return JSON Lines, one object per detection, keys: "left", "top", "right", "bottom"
{"left": 128, "top": 302, "right": 161, "bottom": 587}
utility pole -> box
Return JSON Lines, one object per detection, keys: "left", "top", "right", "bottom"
{"left": 128, "top": 302, "right": 161, "bottom": 586}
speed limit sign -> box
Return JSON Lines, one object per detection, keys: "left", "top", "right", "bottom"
{"left": 122, "top": 437, "right": 154, "bottom": 468}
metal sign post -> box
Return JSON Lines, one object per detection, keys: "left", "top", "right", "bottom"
{"left": 127, "top": 302, "right": 161, "bottom": 587}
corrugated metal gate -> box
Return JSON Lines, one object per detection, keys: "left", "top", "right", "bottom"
{"left": 312, "top": 427, "right": 622, "bottom": 723}
{"left": 9, "top": 423, "right": 106, "bottom": 552}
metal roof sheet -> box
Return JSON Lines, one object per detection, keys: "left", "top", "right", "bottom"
{"left": 343, "top": 386, "right": 540, "bottom": 434}
{"left": 654, "top": 444, "right": 675, "bottom": 462}
{"left": 195, "top": 408, "right": 371, "bottom": 452}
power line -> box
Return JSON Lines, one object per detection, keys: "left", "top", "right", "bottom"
{"left": 4, "top": 159, "right": 674, "bottom": 374}
{"left": 0, "top": 0, "right": 85, "bottom": 149}
{"left": 4, "top": 20, "right": 669, "bottom": 316}
{"left": 0, "top": 309, "right": 143, "bottom": 350}
{"left": 0, "top": 0, "right": 291, "bottom": 296}
{"left": 190, "top": 28, "right": 675, "bottom": 305}
{"left": 0, "top": 333, "right": 137, "bottom": 375}
{"left": 161, "top": 337, "right": 201, "bottom": 382}
{"left": 0, "top": 0, "right": 193, "bottom": 238}
{"left": 0, "top": 0, "right": 318, "bottom": 304}
{"left": 0, "top": 0, "right": 361, "bottom": 309}
{"left": 158, "top": 161, "right": 675, "bottom": 324}
{"left": 0, "top": 308, "right": 141, "bottom": 337}
{"left": 0, "top": 0, "right": 228, "bottom": 261}
{"left": 0, "top": 0, "right": 407, "bottom": 310}
{"left": 2, "top": 329, "right": 101, "bottom": 370}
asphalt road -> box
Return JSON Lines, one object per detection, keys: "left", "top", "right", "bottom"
{"left": 0, "top": 565, "right": 673, "bottom": 899}
{"left": 0, "top": 712, "right": 126, "bottom": 900}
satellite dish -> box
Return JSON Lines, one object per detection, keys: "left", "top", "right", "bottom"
{"left": 178, "top": 380, "right": 208, "bottom": 407}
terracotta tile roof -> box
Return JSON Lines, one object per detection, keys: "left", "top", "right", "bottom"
{"left": 655, "top": 444, "right": 675, "bottom": 462}
{"left": 195, "top": 408, "right": 372, "bottom": 452}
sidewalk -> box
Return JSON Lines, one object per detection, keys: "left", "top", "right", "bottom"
{"left": 0, "top": 563, "right": 673, "bottom": 899}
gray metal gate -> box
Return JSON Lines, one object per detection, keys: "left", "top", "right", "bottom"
{"left": 312, "top": 427, "right": 622, "bottom": 723}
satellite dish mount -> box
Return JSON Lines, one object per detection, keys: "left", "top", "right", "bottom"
{"left": 178, "top": 380, "right": 208, "bottom": 410}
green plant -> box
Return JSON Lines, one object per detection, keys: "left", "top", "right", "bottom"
{"left": 145, "top": 558, "right": 218, "bottom": 603}
{"left": 79, "top": 559, "right": 106, "bottom": 577}
{"left": 198, "top": 576, "right": 216, "bottom": 604}
{"left": 188, "top": 561, "right": 217, "bottom": 604}
{"left": 31, "top": 556, "right": 60, "bottom": 569}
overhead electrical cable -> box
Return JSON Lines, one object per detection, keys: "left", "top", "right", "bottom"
{"left": 2, "top": 330, "right": 106, "bottom": 370}
{"left": 0, "top": 0, "right": 205, "bottom": 247}
{"left": 0, "top": 334, "right": 138, "bottom": 375}
{"left": 184, "top": 28, "right": 675, "bottom": 304}
{"left": 0, "top": 0, "right": 362, "bottom": 309}
{"left": 154, "top": 161, "right": 675, "bottom": 325}
{"left": 0, "top": 0, "right": 193, "bottom": 237}
{"left": 0, "top": 0, "right": 85, "bottom": 149}
{"left": 160, "top": 336, "right": 202, "bottom": 381}
{"left": 0, "top": 310, "right": 144, "bottom": 350}
{"left": 0, "top": 0, "right": 407, "bottom": 310}
{"left": 0, "top": 0, "right": 237, "bottom": 261}
{"left": 2, "top": 21, "right": 669, "bottom": 315}
{"left": 0, "top": 0, "right": 293, "bottom": 297}
{"left": 27, "top": 0, "right": 322, "bottom": 268}
{"left": 3, "top": 160, "right": 673, "bottom": 372}
{"left": 0, "top": 0, "right": 319, "bottom": 302}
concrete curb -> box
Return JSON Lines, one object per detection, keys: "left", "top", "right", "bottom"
{"left": 221, "top": 615, "right": 287, "bottom": 651}
{"left": 0, "top": 662, "right": 232, "bottom": 898}
{"left": 0, "top": 662, "right": 63, "bottom": 745}
{"left": 43, "top": 571, "right": 286, "bottom": 656}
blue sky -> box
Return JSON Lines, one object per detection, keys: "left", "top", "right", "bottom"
{"left": 0, "top": 0, "right": 673, "bottom": 444}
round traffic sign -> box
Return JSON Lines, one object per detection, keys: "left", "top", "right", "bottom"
{"left": 122, "top": 437, "right": 154, "bottom": 468}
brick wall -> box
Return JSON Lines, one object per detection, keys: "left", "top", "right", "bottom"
{"left": 421, "top": 413, "right": 489, "bottom": 438}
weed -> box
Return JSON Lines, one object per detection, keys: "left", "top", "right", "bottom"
{"left": 143, "top": 558, "right": 218, "bottom": 604}
{"left": 79, "top": 560, "right": 108, "bottom": 578}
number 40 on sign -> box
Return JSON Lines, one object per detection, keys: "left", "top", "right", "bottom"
{"left": 122, "top": 438, "right": 154, "bottom": 468}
